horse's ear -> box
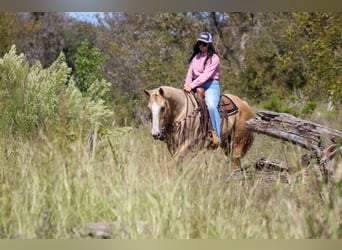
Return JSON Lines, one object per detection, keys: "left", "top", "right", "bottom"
{"left": 158, "top": 87, "right": 165, "bottom": 96}
{"left": 144, "top": 89, "right": 151, "bottom": 97}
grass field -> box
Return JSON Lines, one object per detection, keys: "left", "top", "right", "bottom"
{"left": 0, "top": 106, "right": 341, "bottom": 239}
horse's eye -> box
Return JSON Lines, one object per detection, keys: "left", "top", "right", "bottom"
{"left": 160, "top": 107, "right": 166, "bottom": 112}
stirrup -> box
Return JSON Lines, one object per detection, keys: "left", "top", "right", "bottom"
{"left": 207, "top": 131, "right": 219, "bottom": 149}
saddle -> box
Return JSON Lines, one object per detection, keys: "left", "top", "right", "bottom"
{"left": 195, "top": 87, "right": 238, "bottom": 133}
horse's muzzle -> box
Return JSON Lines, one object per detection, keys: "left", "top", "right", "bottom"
{"left": 152, "top": 133, "right": 163, "bottom": 140}
{"left": 151, "top": 130, "right": 166, "bottom": 140}
{"left": 152, "top": 133, "right": 160, "bottom": 139}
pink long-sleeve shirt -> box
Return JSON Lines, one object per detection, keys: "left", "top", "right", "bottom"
{"left": 184, "top": 52, "right": 220, "bottom": 89}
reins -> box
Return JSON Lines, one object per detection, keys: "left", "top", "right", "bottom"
{"left": 159, "top": 89, "right": 203, "bottom": 152}
{"left": 170, "top": 91, "right": 199, "bottom": 130}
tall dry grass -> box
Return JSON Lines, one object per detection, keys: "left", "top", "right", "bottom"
{"left": 0, "top": 105, "right": 341, "bottom": 239}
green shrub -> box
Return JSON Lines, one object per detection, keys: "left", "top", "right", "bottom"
{"left": 260, "top": 93, "right": 297, "bottom": 115}
{"left": 301, "top": 101, "right": 317, "bottom": 116}
{"left": 0, "top": 45, "right": 113, "bottom": 139}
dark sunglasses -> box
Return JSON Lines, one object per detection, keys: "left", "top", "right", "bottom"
{"left": 197, "top": 41, "right": 208, "bottom": 47}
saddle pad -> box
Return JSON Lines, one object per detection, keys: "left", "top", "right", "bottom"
{"left": 219, "top": 94, "right": 238, "bottom": 118}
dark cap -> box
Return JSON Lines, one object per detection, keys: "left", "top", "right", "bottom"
{"left": 197, "top": 31, "right": 212, "bottom": 43}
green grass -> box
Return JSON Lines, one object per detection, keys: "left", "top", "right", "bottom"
{"left": 0, "top": 106, "right": 341, "bottom": 239}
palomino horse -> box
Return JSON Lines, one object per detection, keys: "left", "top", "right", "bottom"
{"left": 144, "top": 86, "right": 254, "bottom": 170}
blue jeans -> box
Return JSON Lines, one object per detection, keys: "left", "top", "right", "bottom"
{"left": 202, "top": 80, "right": 221, "bottom": 143}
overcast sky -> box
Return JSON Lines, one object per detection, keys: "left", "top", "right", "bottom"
{"left": 66, "top": 12, "right": 101, "bottom": 24}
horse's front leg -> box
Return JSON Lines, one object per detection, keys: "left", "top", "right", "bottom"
{"left": 165, "top": 140, "right": 193, "bottom": 172}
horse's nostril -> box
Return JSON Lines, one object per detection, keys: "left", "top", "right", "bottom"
{"left": 151, "top": 132, "right": 161, "bottom": 139}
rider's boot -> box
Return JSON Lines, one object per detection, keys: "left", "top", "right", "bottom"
{"left": 207, "top": 131, "right": 219, "bottom": 149}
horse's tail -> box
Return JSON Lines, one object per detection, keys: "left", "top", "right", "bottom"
{"left": 240, "top": 101, "right": 255, "bottom": 157}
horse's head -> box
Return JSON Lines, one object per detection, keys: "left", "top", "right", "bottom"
{"left": 144, "top": 87, "right": 170, "bottom": 140}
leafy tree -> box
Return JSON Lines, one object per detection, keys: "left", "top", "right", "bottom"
{"left": 73, "top": 40, "right": 108, "bottom": 94}
{"left": 3, "top": 12, "right": 340, "bottom": 129}
{"left": 275, "top": 12, "right": 342, "bottom": 107}
{"left": 61, "top": 18, "right": 98, "bottom": 70}
{"left": 14, "top": 12, "right": 97, "bottom": 69}
{"left": 14, "top": 13, "right": 69, "bottom": 67}
{"left": 221, "top": 13, "right": 292, "bottom": 107}
{"left": 96, "top": 13, "right": 204, "bottom": 125}
{"left": 0, "top": 13, "right": 19, "bottom": 57}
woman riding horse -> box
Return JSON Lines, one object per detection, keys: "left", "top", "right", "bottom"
{"left": 184, "top": 31, "right": 221, "bottom": 149}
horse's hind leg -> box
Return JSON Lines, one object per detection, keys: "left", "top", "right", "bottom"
{"left": 222, "top": 143, "right": 241, "bottom": 170}
{"left": 231, "top": 140, "right": 244, "bottom": 170}
{"left": 221, "top": 122, "right": 242, "bottom": 170}
{"left": 230, "top": 130, "right": 254, "bottom": 170}
{"left": 222, "top": 139, "right": 241, "bottom": 170}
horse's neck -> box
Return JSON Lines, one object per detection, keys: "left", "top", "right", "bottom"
{"left": 165, "top": 88, "right": 195, "bottom": 122}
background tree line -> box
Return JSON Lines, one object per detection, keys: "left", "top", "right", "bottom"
{"left": 0, "top": 12, "right": 341, "bottom": 132}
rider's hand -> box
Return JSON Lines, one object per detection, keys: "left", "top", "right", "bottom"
{"left": 183, "top": 85, "right": 192, "bottom": 92}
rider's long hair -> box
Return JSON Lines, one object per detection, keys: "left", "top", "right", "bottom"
{"left": 188, "top": 42, "right": 217, "bottom": 70}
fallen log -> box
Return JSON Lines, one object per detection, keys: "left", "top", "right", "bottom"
{"left": 246, "top": 110, "right": 342, "bottom": 169}
{"left": 255, "top": 157, "right": 289, "bottom": 172}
